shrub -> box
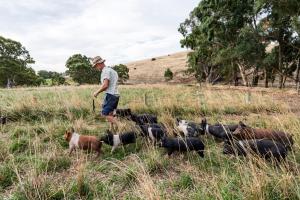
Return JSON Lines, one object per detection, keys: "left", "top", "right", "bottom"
{"left": 164, "top": 68, "right": 173, "bottom": 81}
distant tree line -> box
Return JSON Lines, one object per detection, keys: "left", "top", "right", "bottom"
{"left": 0, "top": 36, "right": 41, "bottom": 87}
{"left": 0, "top": 35, "right": 129, "bottom": 87}
{"left": 65, "top": 54, "right": 129, "bottom": 85}
{"left": 37, "top": 70, "right": 65, "bottom": 85}
{"left": 179, "top": 0, "right": 300, "bottom": 88}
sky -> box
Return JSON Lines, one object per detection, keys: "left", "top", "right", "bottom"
{"left": 0, "top": 0, "right": 199, "bottom": 73}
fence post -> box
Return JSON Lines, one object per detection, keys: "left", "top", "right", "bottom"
{"left": 196, "top": 90, "right": 206, "bottom": 113}
{"left": 245, "top": 91, "right": 251, "bottom": 104}
{"left": 144, "top": 92, "right": 149, "bottom": 106}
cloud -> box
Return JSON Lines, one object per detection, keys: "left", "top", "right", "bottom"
{"left": 0, "top": 0, "right": 198, "bottom": 72}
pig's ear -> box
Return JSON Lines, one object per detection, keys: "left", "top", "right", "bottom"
{"left": 65, "top": 130, "right": 71, "bottom": 137}
{"left": 238, "top": 121, "right": 247, "bottom": 128}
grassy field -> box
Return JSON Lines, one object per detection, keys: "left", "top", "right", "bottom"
{"left": 0, "top": 84, "right": 299, "bottom": 199}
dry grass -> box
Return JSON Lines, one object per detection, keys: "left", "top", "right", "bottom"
{"left": 0, "top": 84, "right": 299, "bottom": 199}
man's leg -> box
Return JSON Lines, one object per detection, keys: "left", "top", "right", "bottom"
{"left": 106, "top": 114, "right": 117, "bottom": 132}
{"left": 108, "top": 95, "right": 120, "bottom": 132}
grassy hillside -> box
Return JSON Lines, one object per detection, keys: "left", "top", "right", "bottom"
{"left": 0, "top": 84, "right": 299, "bottom": 199}
{"left": 125, "top": 51, "right": 194, "bottom": 84}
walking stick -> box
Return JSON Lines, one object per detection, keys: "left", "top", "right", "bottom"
{"left": 92, "top": 98, "right": 95, "bottom": 113}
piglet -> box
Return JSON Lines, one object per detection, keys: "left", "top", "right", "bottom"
{"left": 64, "top": 128, "right": 102, "bottom": 157}
{"left": 159, "top": 137, "right": 205, "bottom": 157}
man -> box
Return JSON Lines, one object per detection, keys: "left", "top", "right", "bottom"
{"left": 91, "top": 56, "right": 119, "bottom": 130}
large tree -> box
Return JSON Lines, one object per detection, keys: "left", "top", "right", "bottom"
{"left": 113, "top": 64, "right": 129, "bottom": 84}
{"left": 65, "top": 54, "right": 100, "bottom": 84}
{"left": 179, "top": 0, "right": 300, "bottom": 88}
{"left": 0, "top": 36, "right": 40, "bottom": 87}
{"left": 256, "top": 0, "right": 300, "bottom": 88}
{"left": 179, "top": 0, "right": 261, "bottom": 86}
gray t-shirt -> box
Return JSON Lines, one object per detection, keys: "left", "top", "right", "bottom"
{"left": 101, "top": 66, "right": 119, "bottom": 95}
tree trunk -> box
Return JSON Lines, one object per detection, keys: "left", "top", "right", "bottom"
{"left": 295, "top": 58, "right": 300, "bottom": 84}
{"left": 264, "top": 69, "right": 269, "bottom": 88}
{"left": 278, "top": 39, "right": 283, "bottom": 89}
{"left": 282, "top": 75, "right": 287, "bottom": 88}
{"left": 237, "top": 63, "right": 249, "bottom": 87}
{"left": 234, "top": 69, "right": 239, "bottom": 86}
{"left": 231, "top": 62, "right": 239, "bottom": 86}
{"left": 6, "top": 78, "right": 11, "bottom": 88}
{"left": 271, "top": 69, "right": 275, "bottom": 87}
{"left": 279, "top": 75, "right": 284, "bottom": 88}
{"left": 252, "top": 65, "right": 259, "bottom": 87}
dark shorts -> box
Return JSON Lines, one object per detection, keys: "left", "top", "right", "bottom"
{"left": 102, "top": 93, "right": 119, "bottom": 116}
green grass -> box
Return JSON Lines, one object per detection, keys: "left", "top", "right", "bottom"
{"left": 0, "top": 164, "right": 17, "bottom": 190}
{"left": 0, "top": 84, "right": 299, "bottom": 199}
{"left": 173, "top": 173, "right": 194, "bottom": 190}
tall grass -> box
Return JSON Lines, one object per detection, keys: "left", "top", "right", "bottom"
{"left": 0, "top": 84, "right": 299, "bottom": 199}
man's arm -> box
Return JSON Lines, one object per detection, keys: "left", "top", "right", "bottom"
{"left": 94, "top": 79, "right": 109, "bottom": 97}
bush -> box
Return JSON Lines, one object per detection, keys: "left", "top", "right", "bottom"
{"left": 164, "top": 68, "right": 173, "bottom": 81}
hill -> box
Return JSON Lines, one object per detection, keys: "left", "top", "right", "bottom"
{"left": 125, "top": 51, "right": 195, "bottom": 84}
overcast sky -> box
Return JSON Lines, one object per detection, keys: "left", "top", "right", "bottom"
{"left": 0, "top": 0, "right": 199, "bottom": 72}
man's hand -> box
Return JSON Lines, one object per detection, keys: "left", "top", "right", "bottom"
{"left": 93, "top": 91, "right": 99, "bottom": 98}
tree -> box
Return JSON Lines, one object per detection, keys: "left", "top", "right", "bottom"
{"left": 0, "top": 36, "right": 40, "bottom": 87}
{"left": 179, "top": 0, "right": 258, "bottom": 86}
{"left": 17, "top": 67, "right": 42, "bottom": 86}
{"left": 257, "top": 0, "right": 300, "bottom": 88}
{"left": 65, "top": 54, "right": 100, "bottom": 84}
{"left": 51, "top": 72, "right": 65, "bottom": 85}
{"left": 179, "top": 0, "right": 300, "bottom": 88}
{"left": 113, "top": 64, "right": 129, "bottom": 84}
{"left": 38, "top": 70, "right": 52, "bottom": 79}
{"left": 38, "top": 70, "right": 65, "bottom": 85}
{"left": 164, "top": 68, "right": 173, "bottom": 81}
